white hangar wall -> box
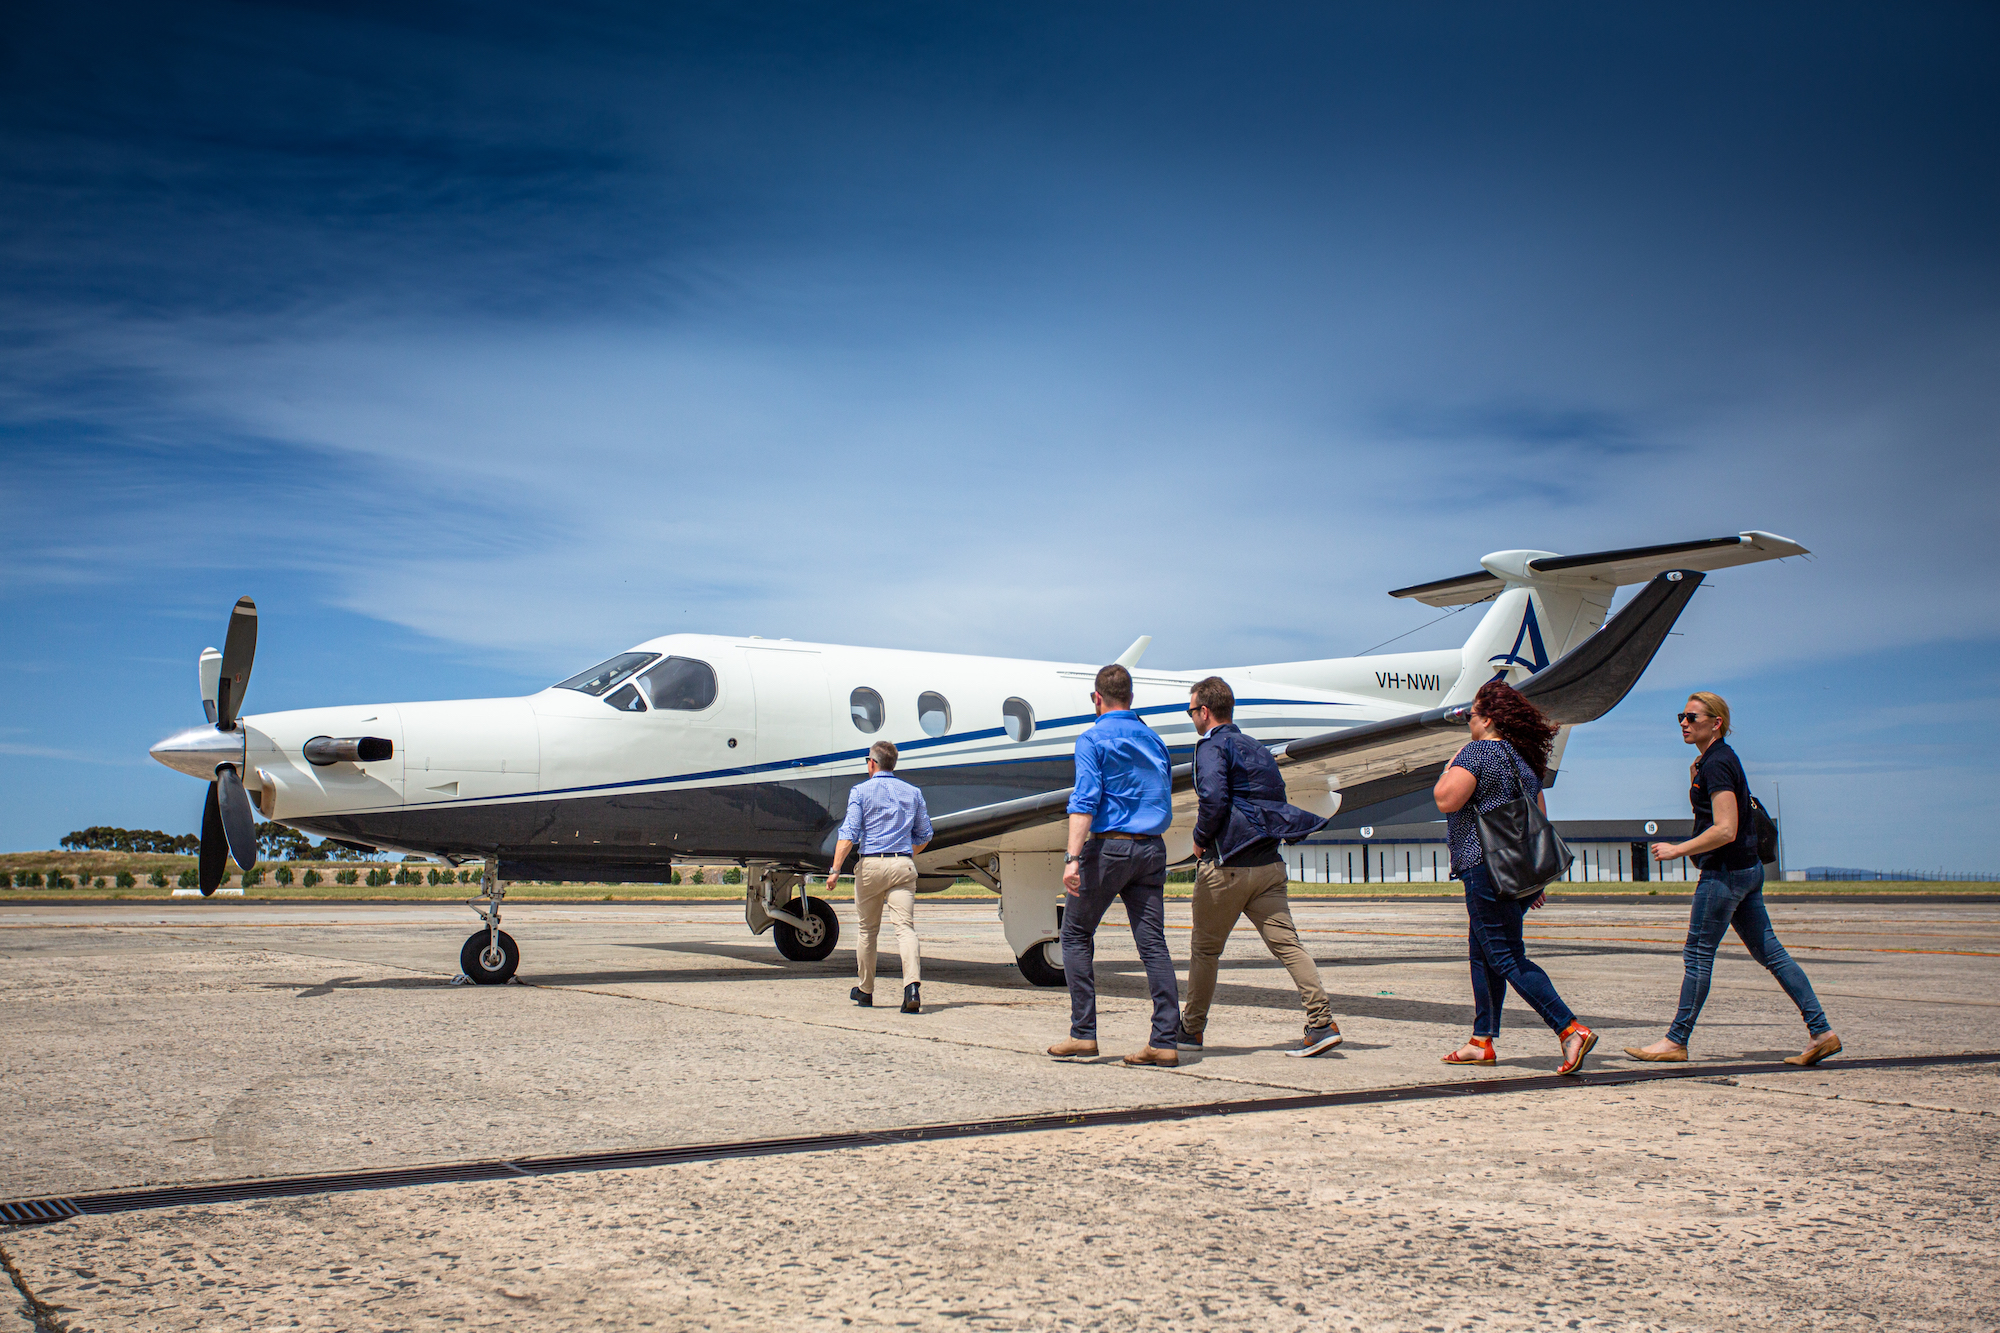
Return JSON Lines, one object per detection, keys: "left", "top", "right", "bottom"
{"left": 1286, "top": 819, "right": 1705, "bottom": 885}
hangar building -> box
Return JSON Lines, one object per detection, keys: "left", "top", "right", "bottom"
{"left": 1284, "top": 819, "right": 1700, "bottom": 885}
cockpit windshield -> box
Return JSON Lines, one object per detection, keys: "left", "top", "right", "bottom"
{"left": 553, "top": 652, "right": 660, "bottom": 696}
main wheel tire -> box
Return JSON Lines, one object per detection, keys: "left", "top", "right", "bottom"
{"left": 772, "top": 897, "right": 839, "bottom": 962}
{"left": 1016, "top": 938, "right": 1066, "bottom": 987}
{"left": 459, "top": 929, "right": 520, "bottom": 984}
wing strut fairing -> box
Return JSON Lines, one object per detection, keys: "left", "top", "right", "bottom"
{"left": 923, "top": 569, "right": 1703, "bottom": 857}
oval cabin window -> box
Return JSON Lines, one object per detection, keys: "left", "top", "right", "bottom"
{"left": 850, "top": 687, "right": 885, "bottom": 734}
{"left": 918, "top": 691, "right": 951, "bottom": 737}
{"left": 1002, "top": 697, "right": 1035, "bottom": 742}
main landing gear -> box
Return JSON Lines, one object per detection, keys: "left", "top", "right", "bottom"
{"left": 458, "top": 858, "right": 519, "bottom": 984}
{"left": 997, "top": 852, "right": 1068, "bottom": 987}
{"left": 745, "top": 865, "right": 840, "bottom": 962}
{"left": 1015, "top": 937, "right": 1066, "bottom": 987}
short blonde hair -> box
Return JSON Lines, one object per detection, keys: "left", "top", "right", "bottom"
{"left": 1687, "top": 692, "right": 1731, "bottom": 737}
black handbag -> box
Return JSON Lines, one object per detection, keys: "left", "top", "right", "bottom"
{"left": 1748, "top": 795, "right": 1780, "bottom": 865}
{"left": 1474, "top": 746, "right": 1574, "bottom": 900}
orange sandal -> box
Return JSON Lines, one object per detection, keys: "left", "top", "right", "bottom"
{"left": 1557, "top": 1021, "right": 1597, "bottom": 1076}
{"left": 1441, "top": 1037, "right": 1495, "bottom": 1065}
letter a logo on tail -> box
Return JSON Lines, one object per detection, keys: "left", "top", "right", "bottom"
{"left": 1489, "top": 599, "right": 1551, "bottom": 678}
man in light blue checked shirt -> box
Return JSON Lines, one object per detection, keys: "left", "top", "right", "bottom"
{"left": 827, "top": 739, "right": 934, "bottom": 1014}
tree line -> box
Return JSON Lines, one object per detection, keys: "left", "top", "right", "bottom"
{"left": 59, "top": 823, "right": 376, "bottom": 860}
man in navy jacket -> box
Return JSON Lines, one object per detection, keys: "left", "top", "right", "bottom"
{"left": 1183, "top": 676, "right": 1342, "bottom": 1056}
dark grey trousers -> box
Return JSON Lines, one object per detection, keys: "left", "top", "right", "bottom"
{"left": 1060, "top": 835, "right": 1179, "bottom": 1048}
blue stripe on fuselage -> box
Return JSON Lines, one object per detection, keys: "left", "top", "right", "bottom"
{"left": 336, "top": 697, "right": 1355, "bottom": 814}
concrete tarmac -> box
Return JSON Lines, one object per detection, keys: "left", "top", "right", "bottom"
{"left": 1, "top": 895, "right": 1995, "bottom": 1330}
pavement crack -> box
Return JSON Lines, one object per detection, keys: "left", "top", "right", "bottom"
{"left": 1721, "top": 1081, "right": 1995, "bottom": 1117}
{"left": 0, "top": 1240, "right": 66, "bottom": 1333}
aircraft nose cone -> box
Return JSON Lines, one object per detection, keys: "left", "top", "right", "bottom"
{"left": 150, "top": 725, "right": 243, "bottom": 779}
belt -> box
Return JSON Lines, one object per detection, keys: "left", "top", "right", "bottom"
{"left": 1092, "top": 831, "right": 1160, "bottom": 841}
{"left": 861, "top": 852, "right": 913, "bottom": 858}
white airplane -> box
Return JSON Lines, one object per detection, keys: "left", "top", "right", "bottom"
{"left": 150, "top": 531, "right": 1806, "bottom": 986}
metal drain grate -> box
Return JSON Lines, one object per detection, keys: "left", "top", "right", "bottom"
{"left": 0, "top": 1198, "right": 79, "bottom": 1224}
{"left": 3, "top": 1051, "right": 1990, "bottom": 1225}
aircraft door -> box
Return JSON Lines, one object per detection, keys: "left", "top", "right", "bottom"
{"left": 745, "top": 646, "right": 834, "bottom": 834}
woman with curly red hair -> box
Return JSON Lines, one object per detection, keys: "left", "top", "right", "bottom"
{"left": 1431, "top": 679, "right": 1597, "bottom": 1075}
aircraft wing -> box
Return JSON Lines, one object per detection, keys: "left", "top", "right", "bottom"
{"left": 922, "top": 569, "right": 1703, "bottom": 859}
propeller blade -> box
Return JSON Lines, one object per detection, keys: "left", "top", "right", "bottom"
{"left": 199, "top": 782, "right": 227, "bottom": 895}
{"left": 198, "top": 647, "right": 222, "bottom": 725}
{"left": 215, "top": 596, "right": 258, "bottom": 731}
{"left": 216, "top": 764, "right": 258, "bottom": 873}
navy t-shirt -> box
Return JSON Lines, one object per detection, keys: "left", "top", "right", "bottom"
{"left": 1690, "top": 740, "right": 1762, "bottom": 873}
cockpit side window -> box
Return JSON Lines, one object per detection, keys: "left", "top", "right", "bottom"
{"left": 605, "top": 683, "right": 646, "bottom": 712}
{"left": 555, "top": 652, "right": 659, "bottom": 696}
{"left": 639, "top": 657, "right": 718, "bottom": 711}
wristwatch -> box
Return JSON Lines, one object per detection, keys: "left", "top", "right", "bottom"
{"left": 1063, "top": 853, "right": 1082, "bottom": 864}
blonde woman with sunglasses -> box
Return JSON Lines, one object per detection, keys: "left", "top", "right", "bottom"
{"left": 1626, "top": 693, "right": 1840, "bottom": 1066}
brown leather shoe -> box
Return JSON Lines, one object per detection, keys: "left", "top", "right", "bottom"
{"left": 1122, "top": 1046, "right": 1179, "bottom": 1068}
{"left": 1047, "top": 1037, "right": 1099, "bottom": 1059}
{"left": 1624, "top": 1044, "right": 1688, "bottom": 1062}
{"left": 1784, "top": 1031, "right": 1842, "bottom": 1066}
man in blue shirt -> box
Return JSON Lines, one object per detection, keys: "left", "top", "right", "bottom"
{"left": 827, "top": 740, "right": 934, "bottom": 1014}
{"left": 1049, "top": 664, "right": 1180, "bottom": 1066}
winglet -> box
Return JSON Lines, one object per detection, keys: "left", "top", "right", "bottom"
{"left": 1114, "top": 636, "right": 1151, "bottom": 669}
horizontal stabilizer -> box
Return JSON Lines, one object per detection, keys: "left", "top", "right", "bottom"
{"left": 1390, "top": 530, "right": 1805, "bottom": 607}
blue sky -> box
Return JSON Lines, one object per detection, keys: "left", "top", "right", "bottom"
{"left": 3, "top": 3, "right": 1996, "bottom": 868}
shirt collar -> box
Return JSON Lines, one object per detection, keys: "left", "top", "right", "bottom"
{"left": 1097, "top": 709, "right": 1138, "bottom": 722}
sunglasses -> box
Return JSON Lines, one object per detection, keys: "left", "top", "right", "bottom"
{"left": 1676, "top": 712, "right": 1710, "bottom": 724}
{"left": 1186, "top": 705, "right": 1205, "bottom": 717}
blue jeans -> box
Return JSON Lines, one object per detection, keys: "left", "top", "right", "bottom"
{"left": 1666, "top": 863, "right": 1829, "bottom": 1046}
{"left": 1462, "top": 860, "right": 1577, "bottom": 1038}
{"left": 1061, "top": 836, "right": 1180, "bottom": 1048}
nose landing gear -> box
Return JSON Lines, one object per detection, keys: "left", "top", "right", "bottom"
{"left": 458, "top": 859, "right": 519, "bottom": 984}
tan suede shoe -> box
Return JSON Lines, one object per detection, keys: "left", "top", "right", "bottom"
{"left": 1624, "top": 1044, "right": 1688, "bottom": 1062}
{"left": 1047, "top": 1037, "right": 1099, "bottom": 1059}
{"left": 1122, "top": 1046, "right": 1179, "bottom": 1068}
{"left": 1784, "top": 1032, "right": 1842, "bottom": 1066}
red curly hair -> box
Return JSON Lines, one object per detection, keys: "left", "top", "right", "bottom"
{"left": 1472, "top": 679, "right": 1558, "bottom": 781}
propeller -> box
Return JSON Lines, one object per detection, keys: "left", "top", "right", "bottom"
{"left": 195, "top": 597, "right": 260, "bottom": 894}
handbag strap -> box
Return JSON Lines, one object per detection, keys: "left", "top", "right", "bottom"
{"left": 1486, "top": 741, "right": 1534, "bottom": 806}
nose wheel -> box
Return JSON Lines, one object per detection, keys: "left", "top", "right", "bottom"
{"left": 459, "top": 928, "right": 520, "bottom": 984}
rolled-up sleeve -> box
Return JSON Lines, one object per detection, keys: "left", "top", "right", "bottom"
{"left": 1067, "top": 732, "right": 1102, "bottom": 816}
{"left": 838, "top": 787, "right": 867, "bottom": 844}
{"left": 912, "top": 791, "right": 933, "bottom": 848}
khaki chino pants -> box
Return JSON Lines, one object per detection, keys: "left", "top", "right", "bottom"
{"left": 854, "top": 855, "right": 921, "bottom": 991}
{"left": 1181, "top": 858, "right": 1333, "bottom": 1036}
